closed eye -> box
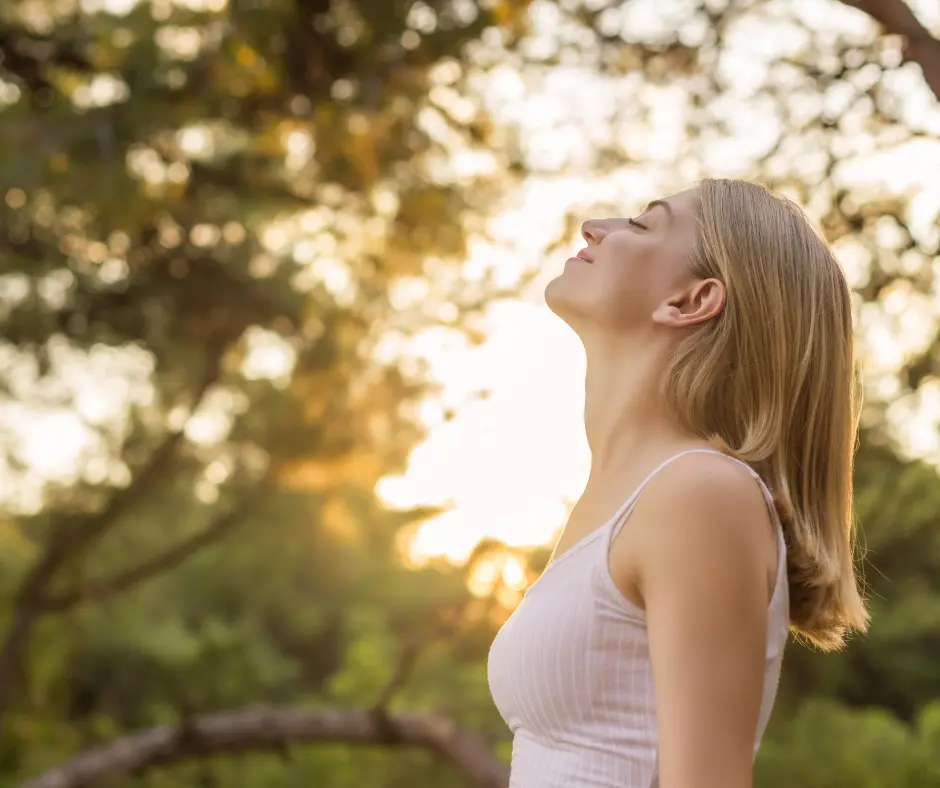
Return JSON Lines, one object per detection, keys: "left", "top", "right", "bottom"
{"left": 628, "top": 217, "right": 647, "bottom": 230}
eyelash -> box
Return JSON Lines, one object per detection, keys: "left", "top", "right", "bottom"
{"left": 629, "top": 218, "right": 646, "bottom": 230}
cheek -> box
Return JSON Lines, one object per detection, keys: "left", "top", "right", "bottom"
{"left": 595, "top": 243, "right": 657, "bottom": 300}
{"left": 591, "top": 245, "right": 668, "bottom": 324}
{"left": 592, "top": 270, "right": 651, "bottom": 326}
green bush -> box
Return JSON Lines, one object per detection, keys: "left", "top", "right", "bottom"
{"left": 757, "top": 700, "right": 940, "bottom": 788}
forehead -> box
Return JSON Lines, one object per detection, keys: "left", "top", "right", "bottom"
{"left": 657, "top": 188, "right": 698, "bottom": 218}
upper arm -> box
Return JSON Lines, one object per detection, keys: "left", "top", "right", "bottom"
{"left": 631, "top": 459, "right": 773, "bottom": 788}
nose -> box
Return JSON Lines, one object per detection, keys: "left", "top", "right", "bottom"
{"left": 581, "top": 219, "right": 610, "bottom": 245}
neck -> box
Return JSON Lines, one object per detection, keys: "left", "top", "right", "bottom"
{"left": 582, "top": 336, "right": 696, "bottom": 485}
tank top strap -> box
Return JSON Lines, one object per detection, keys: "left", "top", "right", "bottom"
{"left": 607, "top": 448, "right": 770, "bottom": 545}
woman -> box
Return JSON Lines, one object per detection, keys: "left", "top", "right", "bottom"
{"left": 487, "top": 179, "right": 869, "bottom": 788}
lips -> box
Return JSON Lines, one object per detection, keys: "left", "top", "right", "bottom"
{"left": 575, "top": 248, "right": 593, "bottom": 263}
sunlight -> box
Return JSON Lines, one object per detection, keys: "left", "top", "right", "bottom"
{"left": 15, "top": 410, "right": 90, "bottom": 481}
{"left": 381, "top": 6, "right": 940, "bottom": 565}
{"left": 467, "top": 552, "right": 530, "bottom": 598}
{"left": 241, "top": 328, "right": 297, "bottom": 382}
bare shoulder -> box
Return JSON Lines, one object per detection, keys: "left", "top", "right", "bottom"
{"left": 654, "top": 451, "right": 767, "bottom": 518}
{"left": 611, "top": 452, "right": 775, "bottom": 609}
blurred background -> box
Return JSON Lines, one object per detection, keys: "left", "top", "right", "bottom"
{"left": 0, "top": 0, "right": 939, "bottom": 785}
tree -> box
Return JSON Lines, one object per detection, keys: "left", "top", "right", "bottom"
{"left": 0, "top": 0, "right": 529, "bottom": 783}
{"left": 1, "top": 0, "right": 939, "bottom": 786}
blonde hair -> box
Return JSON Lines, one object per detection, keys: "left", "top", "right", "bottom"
{"left": 664, "top": 178, "right": 868, "bottom": 651}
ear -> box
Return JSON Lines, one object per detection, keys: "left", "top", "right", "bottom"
{"left": 651, "top": 278, "right": 725, "bottom": 328}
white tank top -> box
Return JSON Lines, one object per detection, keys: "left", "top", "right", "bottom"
{"left": 487, "top": 449, "right": 789, "bottom": 788}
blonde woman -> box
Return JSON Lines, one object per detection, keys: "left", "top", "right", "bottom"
{"left": 487, "top": 179, "right": 868, "bottom": 788}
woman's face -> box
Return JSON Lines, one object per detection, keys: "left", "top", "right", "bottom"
{"left": 545, "top": 188, "right": 702, "bottom": 338}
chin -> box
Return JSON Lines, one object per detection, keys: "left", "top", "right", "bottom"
{"left": 544, "top": 274, "right": 570, "bottom": 316}
{"left": 544, "top": 276, "right": 587, "bottom": 333}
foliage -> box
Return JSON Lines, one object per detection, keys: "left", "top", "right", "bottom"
{"left": 756, "top": 699, "right": 940, "bottom": 787}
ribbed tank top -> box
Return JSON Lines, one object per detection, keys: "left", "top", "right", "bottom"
{"left": 487, "top": 449, "right": 789, "bottom": 787}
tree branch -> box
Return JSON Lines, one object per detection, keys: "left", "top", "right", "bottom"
{"left": 838, "top": 0, "right": 940, "bottom": 101}
{"left": 0, "top": 348, "right": 224, "bottom": 731}
{"left": 372, "top": 638, "right": 423, "bottom": 714}
{"left": 38, "top": 499, "right": 254, "bottom": 613}
{"left": 371, "top": 596, "right": 475, "bottom": 717}
{"left": 20, "top": 706, "right": 510, "bottom": 788}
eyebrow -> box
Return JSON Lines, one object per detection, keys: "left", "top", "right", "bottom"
{"left": 645, "top": 199, "right": 673, "bottom": 222}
